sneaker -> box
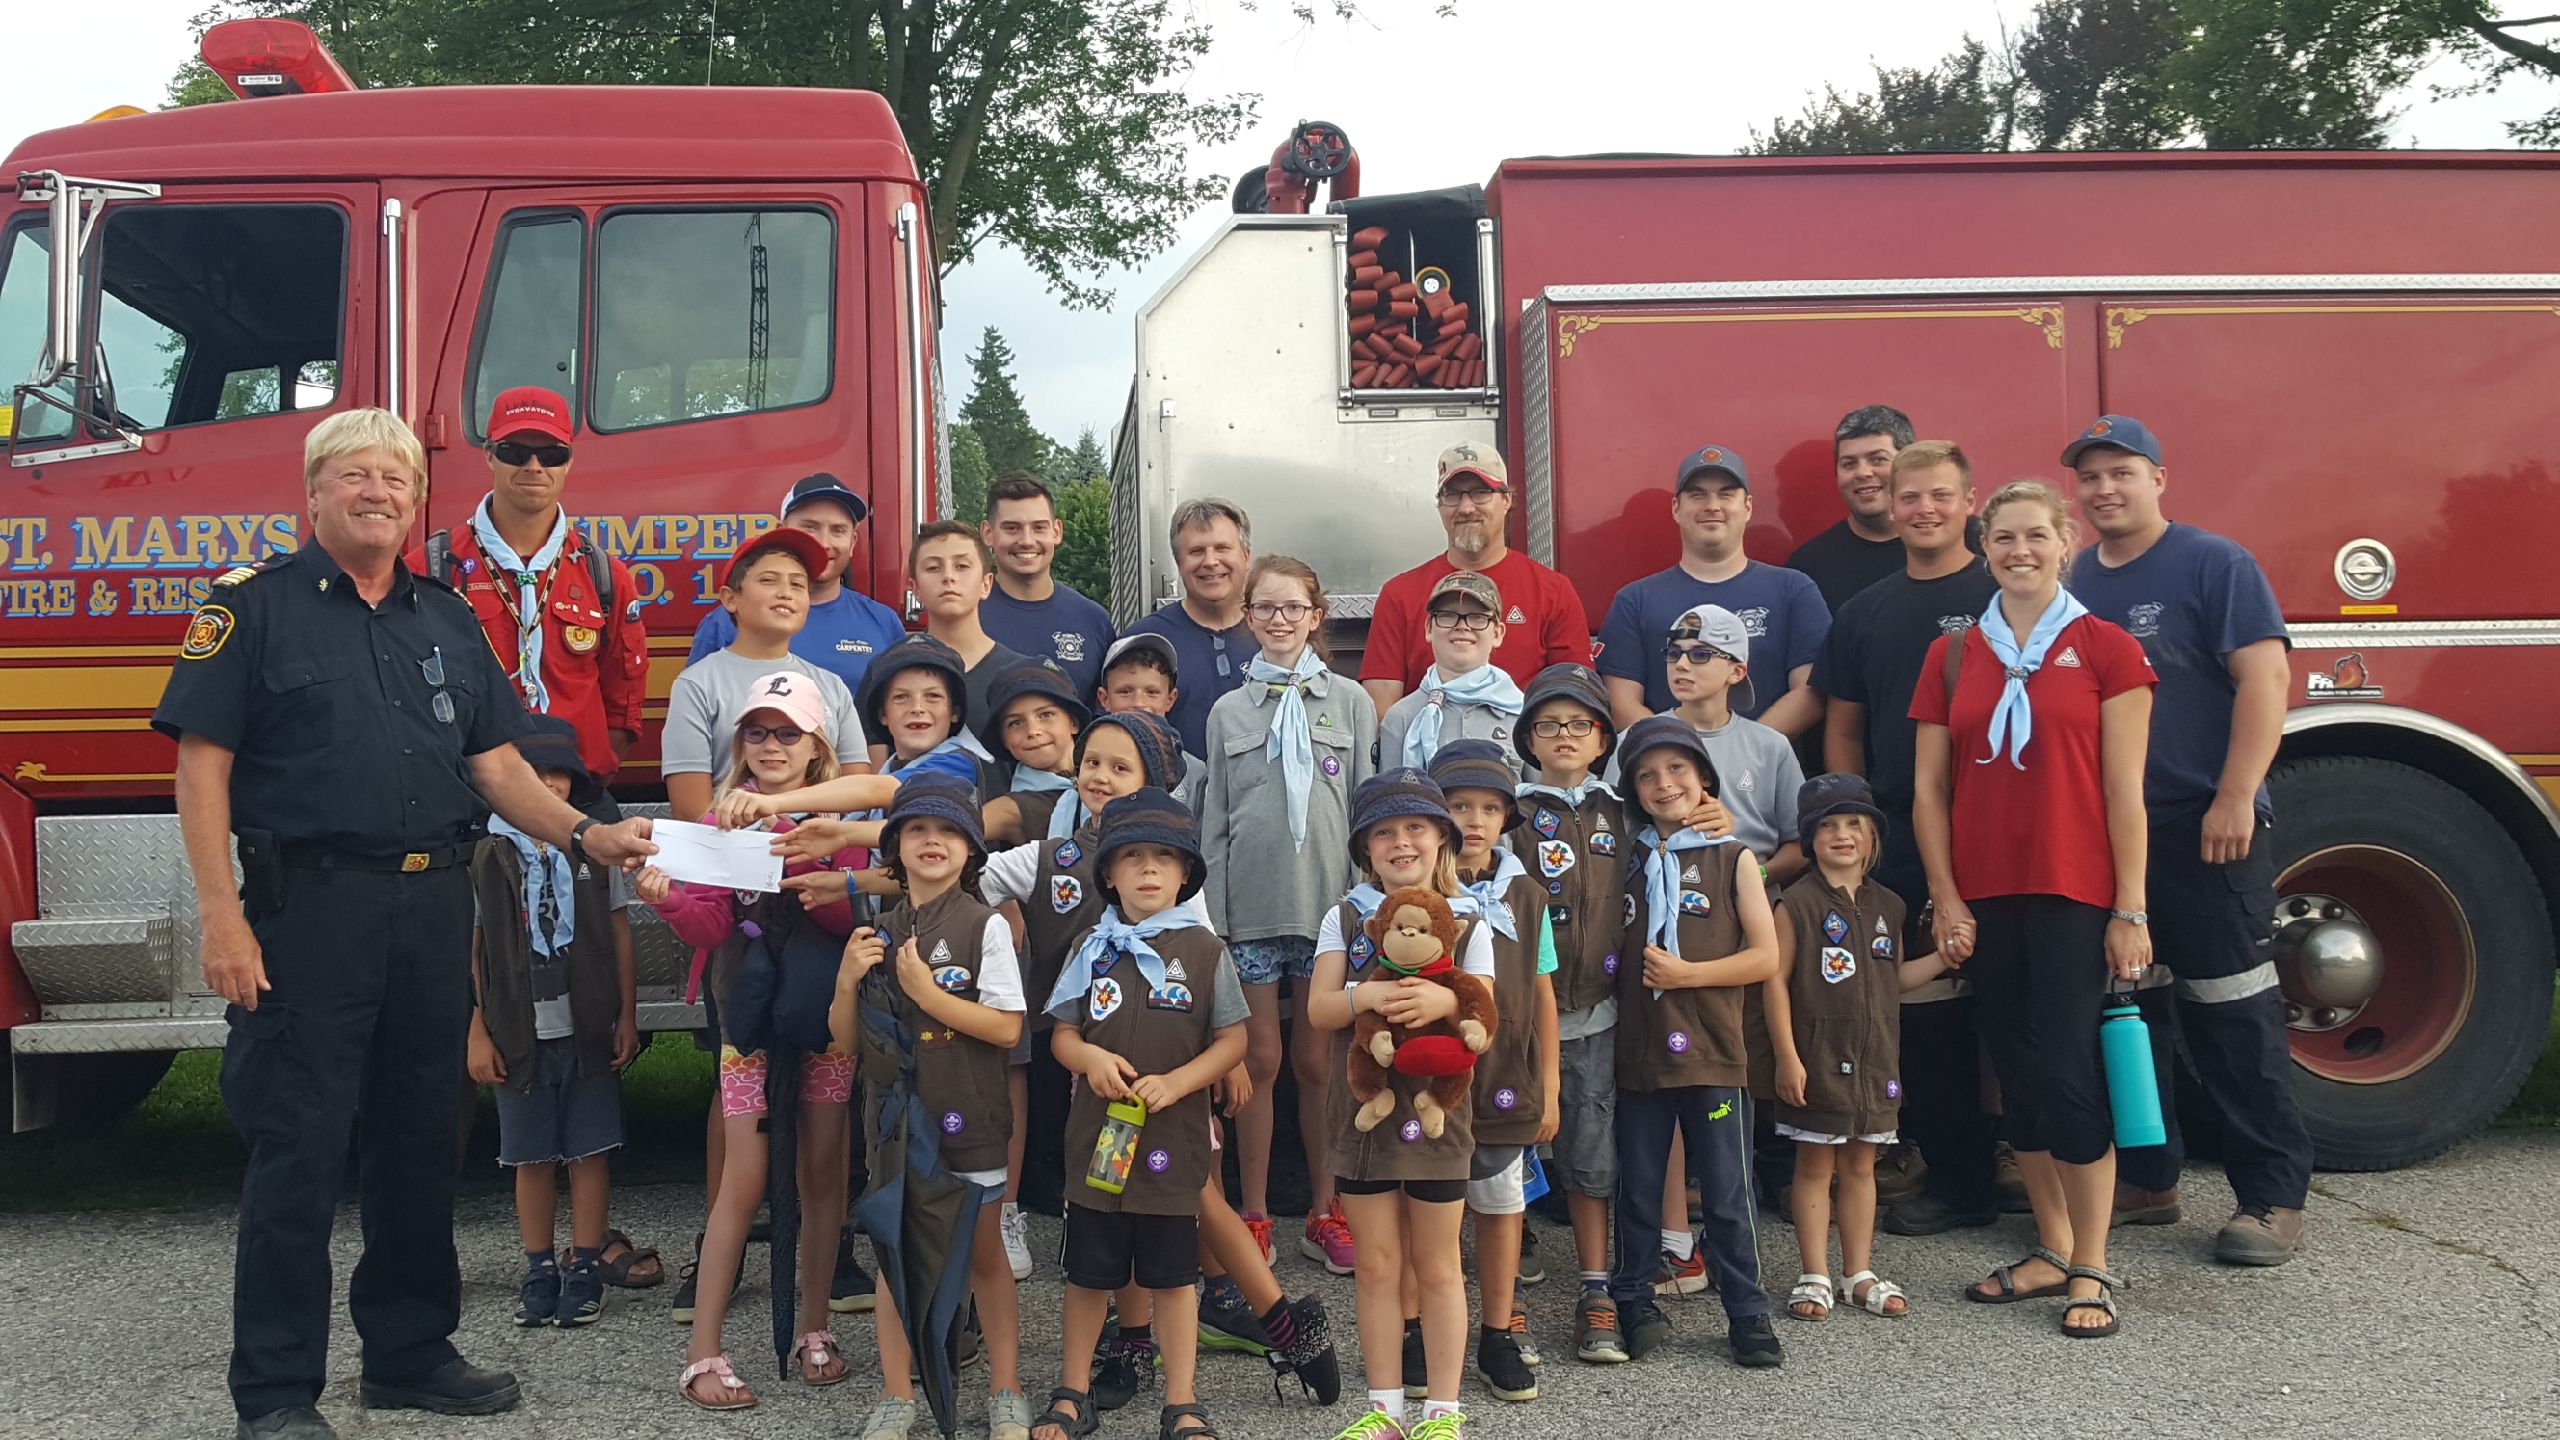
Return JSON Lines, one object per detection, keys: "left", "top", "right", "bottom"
{"left": 1264, "top": 1294, "right": 1342, "bottom": 1406}
{"left": 1880, "top": 1195, "right": 2000, "bottom": 1236}
{"left": 858, "top": 1396, "right": 917, "bottom": 1440}
{"left": 1402, "top": 1320, "right": 1426, "bottom": 1399}
{"left": 1243, "top": 1211, "right": 1276, "bottom": 1266}
{"left": 1515, "top": 1228, "right": 1546, "bottom": 1286}
{"left": 1000, "top": 1203, "right": 1033, "bottom": 1281}
{"left": 2112, "top": 1183, "right": 2184, "bottom": 1228}
{"left": 1408, "top": 1410, "right": 1470, "bottom": 1439}
{"left": 668, "top": 1232, "right": 706, "bottom": 1324}
{"left": 1621, "top": 1297, "right": 1672, "bottom": 1361}
{"left": 1653, "top": 1244, "right": 1707, "bottom": 1296}
{"left": 987, "top": 1387, "right": 1032, "bottom": 1440}
{"left": 1198, "top": 1278, "right": 1272, "bottom": 1355}
{"left": 1092, "top": 1335, "right": 1157, "bottom": 1411}
{"left": 830, "top": 1234, "right": 878, "bottom": 1313}
{"left": 1329, "top": 1407, "right": 1406, "bottom": 1440}
{"left": 1573, "top": 1291, "right": 1628, "bottom": 1364}
{"left": 1504, "top": 1291, "right": 1542, "bottom": 1368}
{"left": 2214, "top": 1205, "right": 2305, "bottom": 1266}
{"left": 556, "top": 1258, "right": 604, "bottom": 1328}
{"left": 1302, "top": 1198, "right": 1356, "bottom": 1275}
{"left": 514, "top": 1263, "right": 559, "bottom": 1328}
{"left": 1476, "top": 1325, "right": 1537, "bottom": 1402}
{"left": 1728, "top": 1314, "right": 1784, "bottom": 1368}
{"left": 1994, "top": 1141, "right": 2032, "bottom": 1214}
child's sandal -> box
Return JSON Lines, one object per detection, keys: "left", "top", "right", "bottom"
{"left": 792, "top": 1330, "right": 849, "bottom": 1386}
{"left": 1843, "top": 1270, "right": 1909, "bottom": 1318}
{"left": 1034, "top": 1388, "right": 1100, "bottom": 1440}
{"left": 1786, "top": 1272, "right": 1833, "bottom": 1322}
{"left": 1159, "top": 1402, "right": 1221, "bottom": 1440}
{"left": 679, "top": 1355, "right": 757, "bottom": 1410}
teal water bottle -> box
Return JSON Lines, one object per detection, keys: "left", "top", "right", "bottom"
{"left": 2100, "top": 990, "right": 2166, "bottom": 1149}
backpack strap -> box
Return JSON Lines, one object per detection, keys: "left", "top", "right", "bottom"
{"left": 583, "top": 535, "right": 617, "bottom": 613}
{"left": 424, "top": 527, "right": 453, "bottom": 586}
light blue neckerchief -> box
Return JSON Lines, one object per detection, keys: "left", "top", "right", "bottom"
{"left": 468, "top": 497, "right": 569, "bottom": 712}
{"left": 1245, "top": 649, "right": 1328, "bottom": 851}
{"left": 1009, "top": 766, "right": 1084, "bottom": 841}
{"left": 1976, "top": 589, "right": 2090, "bottom": 769}
{"left": 1637, "top": 822, "right": 1729, "bottom": 997}
{"left": 490, "top": 814, "right": 575, "bottom": 954}
{"left": 1453, "top": 847, "right": 1526, "bottom": 941}
{"left": 1519, "top": 777, "right": 1619, "bottom": 807}
{"left": 1045, "top": 901, "right": 1205, "bottom": 1015}
{"left": 1404, "top": 664, "right": 1525, "bottom": 768}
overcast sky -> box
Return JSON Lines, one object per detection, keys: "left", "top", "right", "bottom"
{"left": 10, "top": 0, "right": 2553, "bottom": 448}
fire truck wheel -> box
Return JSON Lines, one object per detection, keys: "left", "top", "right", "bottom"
{"left": 2268, "top": 756, "right": 2556, "bottom": 1172}
{"left": 50, "top": 1050, "right": 179, "bottom": 1129}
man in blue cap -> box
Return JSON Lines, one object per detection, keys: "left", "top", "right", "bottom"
{"left": 1595, "top": 443, "right": 1828, "bottom": 740}
{"left": 2063, "top": 414, "right": 2311, "bottom": 1267}
{"left": 688, "top": 473, "right": 907, "bottom": 696}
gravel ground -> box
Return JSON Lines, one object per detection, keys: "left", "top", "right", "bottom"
{"left": 5, "top": 1134, "right": 2556, "bottom": 1439}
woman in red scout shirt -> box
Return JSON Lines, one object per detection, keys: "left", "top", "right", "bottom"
{"left": 1909, "top": 479, "right": 2155, "bottom": 1340}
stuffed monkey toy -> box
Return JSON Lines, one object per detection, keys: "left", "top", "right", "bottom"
{"left": 1347, "top": 886, "right": 1496, "bottom": 1139}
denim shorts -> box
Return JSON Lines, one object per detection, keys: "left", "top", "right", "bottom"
{"left": 1231, "top": 936, "right": 1316, "bottom": 986}
{"left": 495, "top": 1037, "right": 624, "bottom": 1167}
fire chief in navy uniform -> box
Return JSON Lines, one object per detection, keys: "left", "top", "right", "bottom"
{"left": 154, "top": 410, "right": 657, "bottom": 1440}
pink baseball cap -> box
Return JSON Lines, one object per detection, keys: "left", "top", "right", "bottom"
{"left": 735, "top": 671, "right": 829, "bottom": 737}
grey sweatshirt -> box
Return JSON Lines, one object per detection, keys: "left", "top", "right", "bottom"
{"left": 1199, "top": 663, "right": 1377, "bottom": 943}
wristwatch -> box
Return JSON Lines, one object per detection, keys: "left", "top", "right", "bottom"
{"left": 569, "top": 817, "right": 600, "bottom": 864}
{"left": 2110, "top": 908, "right": 2148, "bottom": 926}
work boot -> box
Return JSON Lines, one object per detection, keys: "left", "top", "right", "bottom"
{"left": 238, "top": 1408, "right": 338, "bottom": 1440}
{"left": 360, "top": 1359, "right": 521, "bottom": 1416}
{"left": 1875, "top": 1143, "right": 1928, "bottom": 1206}
{"left": 1994, "top": 1142, "right": 2031, "bottom": 1214}
{"left": 2215, "top": 1206, "right": 2305, "bottom": 1266}
{"left": 2111, "top": 1183, "right": 2183, "bottom": 1228}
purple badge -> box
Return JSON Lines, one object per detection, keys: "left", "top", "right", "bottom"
{"left": 940, "top": 1111, "right": 964, "bottom": 1134}
{"left": 1493, "top": 1087, "right": 1518, "bottom": 1111}
{"left": 1885, "top": 1080, "right": 1902, "bottom": 1100}
{"left": 1666, "top": 1031, "right": 1691, "bottom": 1055}
{"left": 1321, "top": 754, "right": 1343, "bottom": 778}
{"left": 1399, "top": 1118, "right": 1424, "bottom": 1143}
{"left": 1146, "top": 1149, "right": 1171, "bottom": 1173}
{"left": 1602, "top": 952, "right": 1619, "bottom": 976}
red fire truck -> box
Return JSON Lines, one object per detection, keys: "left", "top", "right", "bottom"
{"left": 0, "top": 21, "right": 943, "bottom": 1128}
{"left": 1116, "top": 141, "right": 2560, "bottom": 1170}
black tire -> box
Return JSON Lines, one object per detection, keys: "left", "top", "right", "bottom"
{"left": 2269, "top": 755, "right": 2555, "bottom": 1171}
{"left": 48, "top": 1050, "right": 179, "bottom": 1129}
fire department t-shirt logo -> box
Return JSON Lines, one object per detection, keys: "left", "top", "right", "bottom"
{"left": 1053, "top": 631, "right": 1087, "bottom": 663}
{"left": 1051, "top": 876, "right": 1083, "bottom": 913}
{"left": 1820, "top": 946, "right": 1856, "bottom": 983}
{"left": 1089, "top": 976, "right": 1124, "bottom": 1021}
{"left": 1736, "top": 607, "right": 1770, "bottom": 639}
{"left": 2125, "top": 602, "right": 2164, "bottom": 638}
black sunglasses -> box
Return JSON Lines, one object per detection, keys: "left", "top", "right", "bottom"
{"left": 492, "top": 441, "right": 572, "bottom": 468}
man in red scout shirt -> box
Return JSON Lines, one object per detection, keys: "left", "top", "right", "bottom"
{"left": 411, "top": 386, "right": 646, "bottom": 783}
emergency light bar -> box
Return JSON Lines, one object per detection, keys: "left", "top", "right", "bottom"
{"left": 200, "top": 19, "right": 357, "bottom": 100}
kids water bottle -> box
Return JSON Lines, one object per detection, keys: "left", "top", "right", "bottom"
{"left": 1085, "top": 1097, "right": 1149, "bottom": 1195}
{"left": 2100, "top": 992, "right": 2167, "bottom": 1150}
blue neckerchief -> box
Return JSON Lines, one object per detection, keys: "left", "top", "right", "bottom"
{"left": 490, "top": 815, "right": 575, "bottom": 955}
{"left": 1245, "top": 649, "right": 1327, "bottom": 850}
{"left": 1404, "top": 663, "right": 1524, "bottom": 769}
{"left": 1046, "top": 901, "right": 1204, "bottom": 1015}
{"left": 468, "top": 497, "right": 568, "bottom": 712}
{"left": 1977, "top": 589, "right": 2090, "bottom": 769}
{"left": 1009, "top": 766, "right": 1084, "bottom": 840}
{"left": 1345, "top": 882, "right": 1386, "bottom": 919}
{"left": 1519, "top": 776, "right": 1619, "bottom": 807}
{"left": 1637, "top": 823, "right": 1730, "bottom": 997}
{"left": 1012, "top": 765, "right": 1073, "bottom": 794}
{"left": 1453, "top": 848, "right": 1526, "bottom": 941}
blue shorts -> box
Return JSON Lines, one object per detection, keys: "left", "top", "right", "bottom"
{"left": 1230, "top": 936, "right": 1316, "bottom": 986}
{"left": 495, "top": 1037, "right": 624, "bottom": 1166}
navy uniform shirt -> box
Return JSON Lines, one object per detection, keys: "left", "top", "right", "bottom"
{"left": 153, "top": 542, "right": 533, "bottom": 853}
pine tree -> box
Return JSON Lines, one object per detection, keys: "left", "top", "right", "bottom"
{"left": 949, "top": 423, "right": 991, "bottom": 524}
{"left": 959, "top": 328, "right": 1047, "bottom": 481}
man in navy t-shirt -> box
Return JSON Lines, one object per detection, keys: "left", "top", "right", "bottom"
{"left": 977, "top": 472, "right": 1115, "bottom": 695}
{"left": 2064, "top": 414, "right": 2312, "bottom": 1268}
{"left": 688, "top": 473, "right": 906, "bottom": 693}
{"left": 1595, "top": 442, "right": 1829, "bottom": 737}
{"left": 1122, "top": 496, "right": 1254, "bottom": 755}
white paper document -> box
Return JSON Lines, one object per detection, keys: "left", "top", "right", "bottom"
{"left": 648, "top": 819, "right": 785, "bottom": 893}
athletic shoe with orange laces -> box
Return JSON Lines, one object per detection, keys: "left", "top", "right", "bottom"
{"left": 1301, "top": 1198, "right": 1356, "bottom": 1276}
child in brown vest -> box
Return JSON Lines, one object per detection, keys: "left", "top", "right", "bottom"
{"left": 1036, "top": 789, "right": 1249, "bottom": 1440}
{"left": 1765, "top": 774, "right": 1951, "bottom": 1323}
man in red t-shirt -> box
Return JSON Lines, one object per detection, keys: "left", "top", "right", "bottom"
{"left": 1360, "top": 442, "right": 1589, "bottom": 715}
{"left": 407, "top": 386, "right": 646, "bottom": 784}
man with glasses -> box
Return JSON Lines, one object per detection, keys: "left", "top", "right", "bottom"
{"left": 1122, "top": 497, "right": 1256, "bottom": 756}
{"left": 688, "top": 473, "right": 907, "bottom": 699}
{"left": 415, "top": 387, "right": 645, "bottom": 785}
{"left": 1362, "top": 443, "right": 1589, "bottom": 716}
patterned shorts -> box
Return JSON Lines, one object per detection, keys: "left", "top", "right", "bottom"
{"left": 1230, "top": 935, "right": 1316, "bottom": 986}
{"left": 718, "top": 1043, "right": 855, "bottom": 1118}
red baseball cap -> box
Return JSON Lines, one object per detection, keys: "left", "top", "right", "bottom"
{"left": 722, "top": 526, "right": 831, "bottom": 590}
{"left": 487, "top": 386, "right": 574, "bottom": 446}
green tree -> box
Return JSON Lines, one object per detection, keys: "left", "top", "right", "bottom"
{"left": 948, "top": 421, "right": 990, "bottom": 524}
{"left": 2013, "top": 0, "right": 2187, "bottom": 149}
{"left": 1051, "top": 476, "right": 1113, "bottom": 606}
{"left": 167, "top": 0, "right": 1257, "bottom": 306}
{"left": 1041, "top": 426, "right": 1107, "bottom": 489}
{"left": 958, "top": 327, "right": 1045, "bottom": 480}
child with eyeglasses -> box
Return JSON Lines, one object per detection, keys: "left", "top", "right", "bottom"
{"left": 1378, "top": 572, "right": 1524, "bottom": 773}
{"left": 1200, "top": 555, "right": 1378, "bottom": 1275}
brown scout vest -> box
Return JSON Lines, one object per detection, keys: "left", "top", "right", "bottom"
{"left": 874, "top": 888, "right": 1013, "bottom": 1172}
{"left": 1326, "top": 894, "right": 1480, "bottom": 1183}
{"left": 1059, "top": 925, "right": 1226, "bottom": 1216}
{"left": 1615, "top": 836, "right": 1750, "bottom": 1091}
{"left": 1769, "top": 872, "right": 1907, "bottom": 1138}
{"left": 470, "top": 838, "right": 623, "bottom": 1089}
{"left": 1516, "top": 787, "right": 1625, "bottom": 1016}
{"left": 1018, "top": 818, "right": 1107, "bottom": 1034}
{"left": 1465, "top": 859, "right": 1550, "bottom": 1148}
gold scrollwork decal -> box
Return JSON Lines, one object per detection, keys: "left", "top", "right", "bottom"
{"left": 1554, "top": 305, "right": 2067, "bottom": 358}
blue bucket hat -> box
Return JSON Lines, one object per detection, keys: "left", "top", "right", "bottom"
{"left": 513, "top": 713, "right": 600, "bottom": 809}
{"left": 1076, "top": 710, "right": 1187, "bottom": 795}
{"left": 1618, "top": 714, "right": 1721, "bottom": 804}
{"left": 1514, "top": 662, "right": 1616, "bottom": 771}
{"left": 1349, "top": 768, "right": 1459, "bottom": 860}
{"left": 879, "top": 772, "right": 986, "bottom": 865}
{"left": 975, "top": 657, "right": 1092, "bottom": 755}
{"left": 859, "top": 633, "right": 971, "bottom": 737}
{"left": 1427, "top": 738, "right": 1522, "bottom": 832}
{"left": 1796, "top": 772, "right": 1888, "bottom": 857}
{"left": 1095, "top": 787, "right": 1207, "bottom": 903}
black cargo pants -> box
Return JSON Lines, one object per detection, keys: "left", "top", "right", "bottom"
{"left": 1876, "top": 827, "right": 1999, "bottom": 1213}
{"left": 223, "top": 862, "right": 473, "bottom": 1418}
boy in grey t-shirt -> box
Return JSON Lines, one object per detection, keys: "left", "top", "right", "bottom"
{"left": 1662, "top": 603, "right": 1804, "bottom": 883}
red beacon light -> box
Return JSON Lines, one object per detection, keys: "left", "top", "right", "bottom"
{"left": 199, "top": 18, "right": 358, "bottom": 100}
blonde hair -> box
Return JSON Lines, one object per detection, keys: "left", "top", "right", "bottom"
{"left": 1810, "top": 810, "right": 1883, "bottom": 877}
{"left": 1892, "top": 439, "right": 1972, "bottom": 481}
{"left": 1355, "top": 825, "right": 1464, "bottom": 899}
{"left": 1245, "top": 553, "right": 1331, "bottom": 663}
{"left": 712, "top": 719, "right": 840, "bottom": 812}
{"left": 1982, "top": 479, "right": 2078, "bottom": 551}
{"left": 303, "top": 408, "right": 426, "bottom": 492}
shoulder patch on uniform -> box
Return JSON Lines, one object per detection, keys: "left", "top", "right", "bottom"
{"left": 178, "top": 605, "right": 236, "bottom": 660}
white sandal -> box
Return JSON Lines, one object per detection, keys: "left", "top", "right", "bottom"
{"left": 680, "top": 1354, "right": 757, "bottom": 1410}
{"left": 1786, "top": 1272, "right": 1833, "bottom": 1321}
{"left": 794, "top": 1330, "right": 851, "bottom": 1386}
{"left": 1844, "top": 1270, "right": 1909, "bottom": 1318}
